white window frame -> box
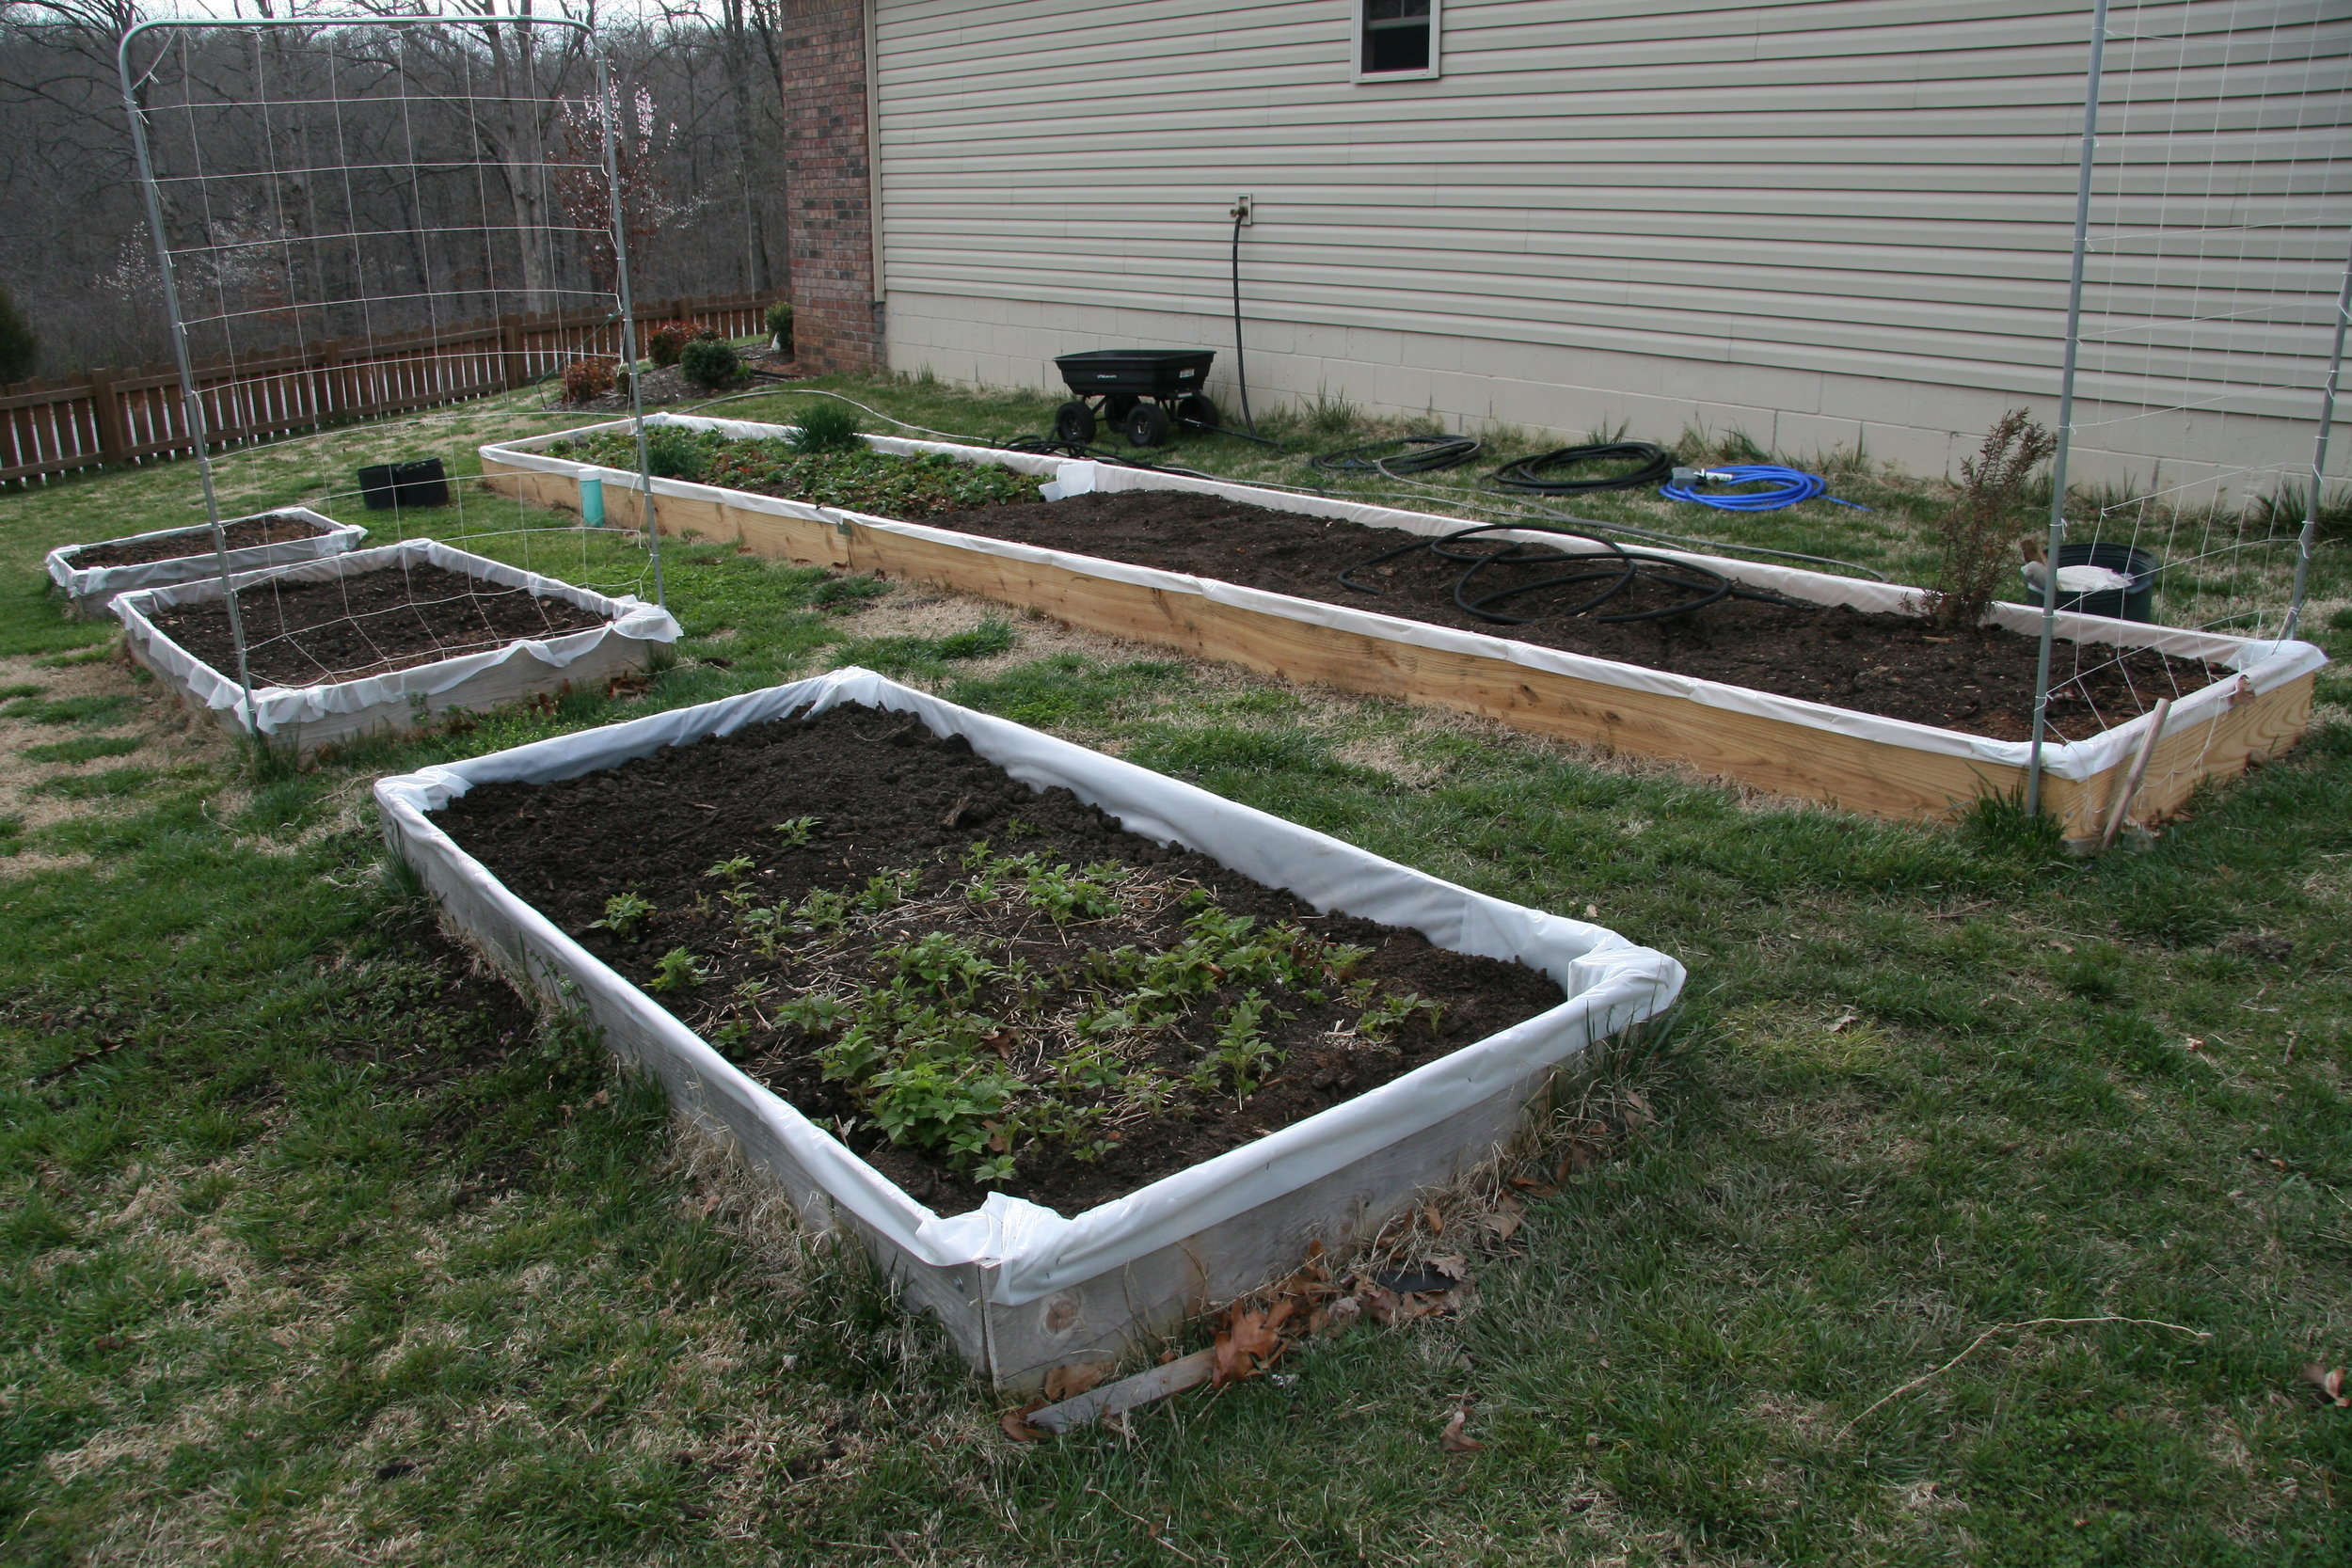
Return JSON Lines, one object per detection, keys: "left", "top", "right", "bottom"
{"left": 1354, "top": 0, "right": 1440, "bottom": 83}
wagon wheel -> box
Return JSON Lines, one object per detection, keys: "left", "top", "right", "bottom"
{"left": 1176, "top": 392, "right": 1220, "bottom": 431}
{"left": 1053, "top": 400, "right": 1097, "bottom": 446}
{"left": 1123, "top": 402, "right": 1171, "bottom": 449}
{"left": 1104, "top": 393, "right": 1139, "bottom": 422}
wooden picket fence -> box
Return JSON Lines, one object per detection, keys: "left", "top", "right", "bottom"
{"left": 0, "top": 293, "right": 771, "bottom": 485}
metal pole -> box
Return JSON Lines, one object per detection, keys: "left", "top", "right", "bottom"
{"left": 601, "top": 52, "right": 667, "bottom": 611}
{"left": 119, "top": 26, "right": 258, "bottom": 742}
{"left": 2284, "top": 230, "right": 2351, "bottom": 641}
{"left": 2027, "top": 0, "right": 2112, "bottom": 820}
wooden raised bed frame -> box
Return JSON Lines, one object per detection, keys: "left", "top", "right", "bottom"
{"left": 482, "top": 420, "right": 2324, "bottom": 846}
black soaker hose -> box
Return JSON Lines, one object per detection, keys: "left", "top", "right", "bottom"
{"left": 1230, "top": 205, "right": 1255, "bottom": 436}
{"left": 1339, "top": 522, "right": 1805, "bottom": 626}
{"left": 1489, "top": 440, "right": 1676, "bottom": 496}
{"left": 1311, "top": 435, "right": 1484, "bottom": 478}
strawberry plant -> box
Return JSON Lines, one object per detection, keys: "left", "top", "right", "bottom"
{"left": 646, "top": 947, "right": 707, "bottom": 991}
{"left": 590, "top": 891, "right": 655, "bottom": 939}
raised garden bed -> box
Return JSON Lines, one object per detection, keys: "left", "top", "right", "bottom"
{"left": 546, "top": 424, "right": 1041, "bottom": 520}
{"left": 376, "top": 669, "right": 1683, "bottom": 1387}
{"left": 45, "top": 505, "right": 367, "bottom": 617}
{"left": 113, "top": 538, "right": 679, "bottom": 757}
{"left": 481, "top": 417, "right": 2328, "bottom": 843}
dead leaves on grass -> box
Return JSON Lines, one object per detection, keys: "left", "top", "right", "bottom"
{"left": 2302, "top": 1363, "right": 2349, "bottom": 1407}
{"left": 1438, "top": 1406, "right": 1486, "bottom": 1454}
{"left": 1000, "top": 1107, "right": 1647, "bottom": 1442}
{"left": 1041, "top": 1362, "right": 1107, "bottom": 1402}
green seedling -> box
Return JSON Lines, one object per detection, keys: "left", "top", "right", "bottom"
{"left": 1211, "top": 990, "right": 1284, "bottom": 1098}
{"left": 1355, "top": 990, "right": 1443, "bottom": 1044}
{"left": 646, "top": 947, "right": 708, "bottom": 991}
{"left": 1018, "top": 860, "right": 1123, "bottom": 923}
{"left": 591, "top": 892, "right": 656, "bottom": 939}
{"left": 794, "top": 888, "right": 850, "bottom": 931}
{"left": 706, "top": 855, "right": 756, "bottom": 881}
{"left": 777, "top": 994, "right": 848, "bottom": 1039}
{"left": 889, "top": 932, "right": 998, "bottom": 999}
{"left": 772, "top": 816, "right": 820, "bottom": 847}
{"left": 854, "top": 869, "right": 917, "bottom": 913}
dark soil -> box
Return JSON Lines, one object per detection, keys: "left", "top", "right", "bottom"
{"left": 67, "top": 515, "right": 328, "bottom": 570}
{"left": 920, "top": 491, "right": 2222, "bottom": 741}
{"left": 432, "top": 705, "right": 1563, "bottom": 1215}
{"left": 147, "top": 562, "right": 611, "bottom": 687}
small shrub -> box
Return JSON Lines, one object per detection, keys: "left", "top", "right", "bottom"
{"left": 1932, "top": 408, "right": 2057, "bottom": 629}
{"left": 560, "top": 356, "right": 614, "bottom": 406}
{"left": 641, "top": 424, "right": 709, "bottom": 482}
{"left": 678, "top": 337, "right": 742, "bottom": 391}
{"left": 789, "top": 400, "right": 863, "bottom": 454}
{"left": 644, "top": 319, "right": 700, "bottom": 367}
{"left": 765, "top": 299, "right": 793, "bottom": 349}
{"left": 0, "top": 282, "right": 34, "bottom": 385}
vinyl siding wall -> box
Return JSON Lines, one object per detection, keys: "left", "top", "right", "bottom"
{"left": 870, "top": 0, "right": 2350, "bottom": 491}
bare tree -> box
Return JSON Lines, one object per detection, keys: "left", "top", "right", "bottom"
{"left": 0, "top": 1, "right": 787, "bottom": 372}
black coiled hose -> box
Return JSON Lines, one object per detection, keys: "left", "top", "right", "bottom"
{"left": 1311, "top": 435, "right": 1484, "bottom": 479}
{"left": 1489, "top": 440, "right": 1675, "bottom": 496}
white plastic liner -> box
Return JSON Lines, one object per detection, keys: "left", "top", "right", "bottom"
{"left": 111, "top": 537, "right": 680, "bottom": 737}
{"left": 46, "top": 505, "right": 367, "bottom": 611}
{"left": 482, "top": 418, "right": 2327, "bottom": 785}
{"left": 374, "top": 668, "right": 1685, "bottom": 1307}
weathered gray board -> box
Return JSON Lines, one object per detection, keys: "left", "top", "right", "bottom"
{"left": 375, "top": 671, "right": 1684, "bottom": 1390}
{"left": 113, "top": 540, "right": 675, "bottom": 760}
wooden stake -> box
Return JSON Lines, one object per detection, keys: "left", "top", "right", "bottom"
{"left": 2101, "top": 696, "right": 2172, "bottom": 850}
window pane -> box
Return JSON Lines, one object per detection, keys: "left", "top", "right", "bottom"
{"left": 1362, "top": 0, "right": 1431, "bottom": 73}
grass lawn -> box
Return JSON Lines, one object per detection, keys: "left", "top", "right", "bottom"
{"left": 1, "top": 375, "right": 2348, "bottom": 1565}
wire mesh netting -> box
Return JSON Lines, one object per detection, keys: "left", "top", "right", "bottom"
{"left": 119, "top": 14, "right": 664, "bottom": 721}
{"left": 2031, "top": 0, "right": 2350, "bottom": 766}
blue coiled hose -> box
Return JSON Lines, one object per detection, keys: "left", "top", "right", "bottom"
{"left": 1659, "top": 464, "right": 1869, "bottom": 512}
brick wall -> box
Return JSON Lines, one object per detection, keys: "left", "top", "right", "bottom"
{"left": 776, "top": 0, "right": 880, "bottom": 373}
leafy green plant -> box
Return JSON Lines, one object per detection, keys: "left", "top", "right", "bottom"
{"left": 789, "top": 400, "right": 864, "bottom": 454}
{"left": 772, "top": 816, "right": 820, "bottom": 847}
{"left": 1209, "top": 991, "right": 1283, "bottom": 1097}
{"left": 561, "top": 426, "right": 1034, "bottom": 521}
{"left": 1354, "top": 990, "right": 1442, "bottom": 1043}
{"left": 646, "top": 947, "right": 708, "bottom": 991}
{"left": 678, "top": 337, "right": 742, "bottom": 391}
{"left": 793, "top": 888, "right": 850, "bottom": 930}
{"left": 590, "top": 891, "right": 656, "bottom": 939}
{"left": 853, "top": 870, "right": 916, "bottom": 913}
{"left": 641, "top": 425, "right": 708, "bottom": 482}
{"left": 765, "top": 299, "right": 793, "bottom": 347}
{"left": 679, "top": 841, "right": 1458, "bottom": 1182}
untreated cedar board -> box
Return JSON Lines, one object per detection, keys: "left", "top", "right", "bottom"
{"left": 479, "top": 460, "right": 2312, "bottom": 839}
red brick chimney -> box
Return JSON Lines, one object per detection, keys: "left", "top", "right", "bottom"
{"left": 777, "top": 0, "right": 881, "bottom": 372}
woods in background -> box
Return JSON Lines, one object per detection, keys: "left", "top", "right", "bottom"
{"left": 0, "top": 2, "right": 791, "bottom": 380}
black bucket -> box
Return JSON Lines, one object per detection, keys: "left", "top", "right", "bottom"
{"left": 2021, "top": 541, "right": 2160, "bottom": 623}
{"left": 357, "top": 457, "right": 450, "bottom": 511}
